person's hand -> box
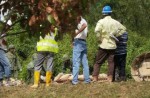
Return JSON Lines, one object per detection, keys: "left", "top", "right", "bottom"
{"left": 74, "top": 29, "right": 80, "bottom": 36}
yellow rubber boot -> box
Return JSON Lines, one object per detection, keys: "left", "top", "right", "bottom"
{"left": 31, "top": 71, "right": 40, "bottom": 88}
{"left": 46, "top": 71, "right": 52, "bottom": 87}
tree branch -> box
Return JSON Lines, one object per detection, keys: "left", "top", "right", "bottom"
{"left": 0, "top": 30, "right": 28, "bottom": 39}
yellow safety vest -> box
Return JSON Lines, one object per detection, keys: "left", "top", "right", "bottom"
{"left": 37, "top": 28, "right": 59, "bottom": 53}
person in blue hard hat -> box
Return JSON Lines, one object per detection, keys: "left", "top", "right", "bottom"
{"left": 92, "top": 5, "right": 127, "bottom": 82}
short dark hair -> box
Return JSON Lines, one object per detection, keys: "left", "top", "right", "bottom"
{"left": 103, "top": 13, "right": 111, "bottom": 16}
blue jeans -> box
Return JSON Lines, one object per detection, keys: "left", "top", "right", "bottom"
{"left": 72, "top": 39, "right": 90, "bottom": 84}
{"left": 0, "top": 50, "right": 11, "bottom": 79}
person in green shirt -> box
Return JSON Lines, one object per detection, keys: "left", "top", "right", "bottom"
{"left": 6, "top": 44, "right": 22, "bottom": 79}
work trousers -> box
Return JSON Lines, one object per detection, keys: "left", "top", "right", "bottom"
{"left": 113, "top": 54, "right": 127, "bottom": 80}
{"left": 34, "top": 52, "right": 54, "bottom": 72}
{"left": 93, "top": 48, "right": 115, "bottom": 77}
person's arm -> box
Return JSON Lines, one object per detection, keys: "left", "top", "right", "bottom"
{"left": 75, "top": 23, "right": 87, "bottom": 35}
{"left": 95, "top": 21, "right": 103, "bottom": 43}
{"left": 95, "top": 20, "right": 102, "bottom": 33}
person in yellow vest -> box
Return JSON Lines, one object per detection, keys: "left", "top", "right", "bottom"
{"left": 31, "top": 23, "right": 59, "bottom": 88}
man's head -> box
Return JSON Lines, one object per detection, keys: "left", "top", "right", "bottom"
{"left": 102, "top": 5, "right": 112, "bottom": 15}
{"left": 8, "top": 44, "right": 15, "bottom": 53}
{"left": 46, "top": 7, "right": 53, "bottom": 14}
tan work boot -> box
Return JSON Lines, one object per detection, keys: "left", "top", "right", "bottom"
{"left": 46, "top": 71, "right": 52, "bottom": 87}
{"left": 107, "top": 75, "right": 113, "bottom": 83}
{"left": 31, "top": 71, "right": 40, "bottom": 88}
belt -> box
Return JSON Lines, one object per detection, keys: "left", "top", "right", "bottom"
{"left": 75, "top": 38, "right": 86, "bottom": 42}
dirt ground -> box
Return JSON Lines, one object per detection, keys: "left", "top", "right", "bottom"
{"left": 1, "top": 80, "right": 150, "bottom": 98}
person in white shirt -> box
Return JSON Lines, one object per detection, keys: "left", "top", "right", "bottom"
{"left": 72, "top": 15, "right": 91, "bottom": 85}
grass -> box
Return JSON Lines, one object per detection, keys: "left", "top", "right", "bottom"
{"left": 1, "top": 80, "right": 150, "bottom": 98}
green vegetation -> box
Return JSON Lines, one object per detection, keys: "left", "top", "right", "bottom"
{"left": 0, "top": 0, "right": 150, "bottom": 98}
{"left": 2, "top": 0, "right": 149, "bottom": 81}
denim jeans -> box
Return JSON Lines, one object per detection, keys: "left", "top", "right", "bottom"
{"left": 0, "top": 50, "right": 11, "bottom": 79}
{"left": 72, "top": 39, "right": 90, "bottom": 84}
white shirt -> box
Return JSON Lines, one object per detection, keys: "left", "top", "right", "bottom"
{"left": 75, "top": 17, "right": 88, "bottom": 40}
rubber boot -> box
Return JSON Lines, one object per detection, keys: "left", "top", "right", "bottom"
{"left": 46, "top": 71, "right": 52, "bottom": 87}
{"left": 31, "top": 71, "right": 40, "bottom": 88}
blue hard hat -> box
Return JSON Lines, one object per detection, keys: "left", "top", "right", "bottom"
{"left": 102, "top": 5, "right": 112, "bottom": 14}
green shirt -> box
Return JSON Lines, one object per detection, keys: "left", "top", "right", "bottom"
{"left": 6, "top": 51, "right": 22, "bottom": 70}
